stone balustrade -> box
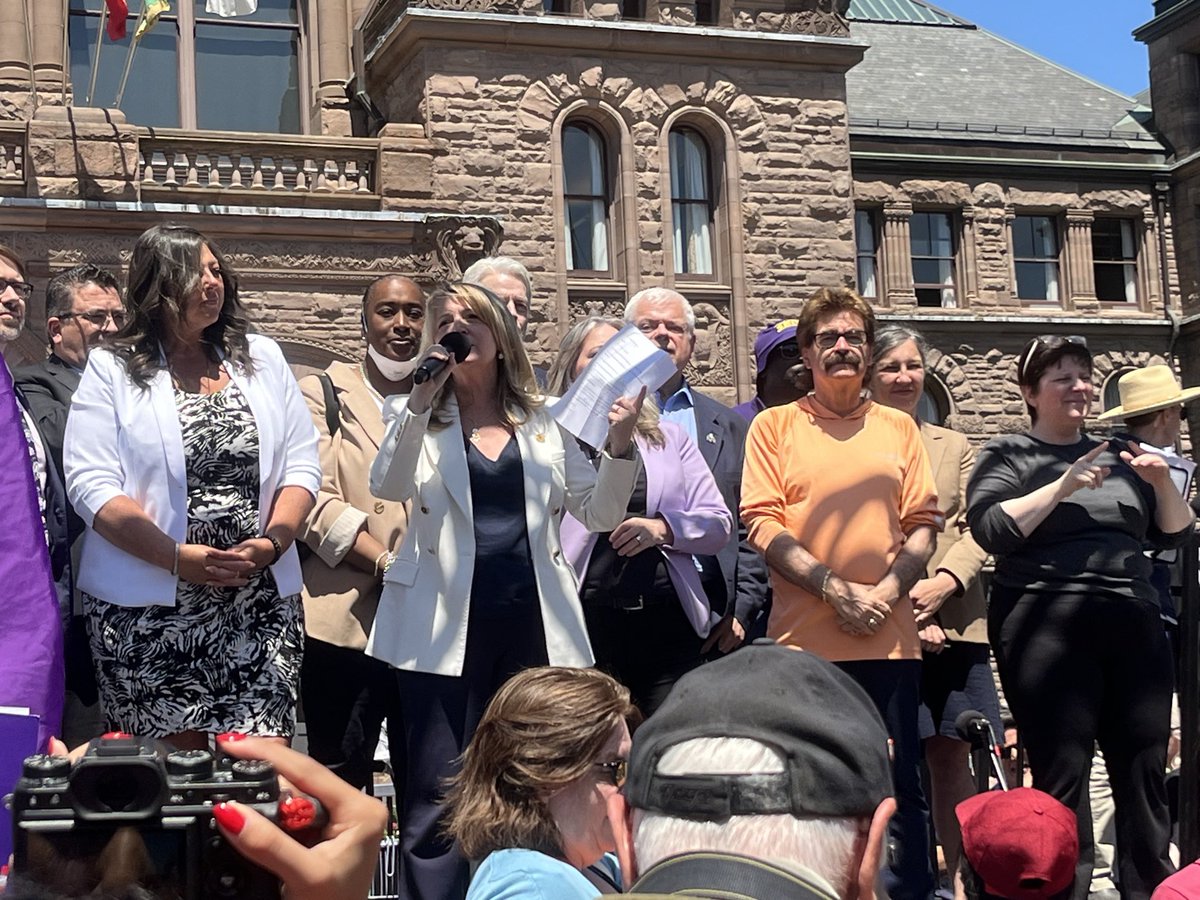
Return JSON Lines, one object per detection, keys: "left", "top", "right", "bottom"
{"left": 137, "top": 129, "right": 381, "bottom": 205}
{"left": 0, "top": 122, "right": 26, "bottom": 192}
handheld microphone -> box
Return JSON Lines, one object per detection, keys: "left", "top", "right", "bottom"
{"left": 955, "top": 708, "right": 1009, "bottom": 791}
{"left": 413, "top": 332, "right": 471, "bottom": 385}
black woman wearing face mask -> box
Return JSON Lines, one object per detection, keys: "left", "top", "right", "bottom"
{"left": 297, "top": 274, "right": 427, "bottom": 792}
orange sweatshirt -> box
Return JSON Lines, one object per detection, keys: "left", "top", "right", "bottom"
{"left": 741, "top": 396, "right": 943, "bottom": 662}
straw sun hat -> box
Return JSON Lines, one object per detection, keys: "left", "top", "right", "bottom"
{"left": 1097, "top": 364, "right": 1200, "bottom": 420}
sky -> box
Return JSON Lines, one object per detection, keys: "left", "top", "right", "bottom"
{"left": 928, "top": 1, "right": 1155, "bottom": 98}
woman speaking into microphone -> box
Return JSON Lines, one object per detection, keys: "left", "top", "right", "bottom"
{"left": 367, "top": 282, "right": 644, "bottom": 900}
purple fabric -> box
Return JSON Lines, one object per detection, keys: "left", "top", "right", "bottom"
{"left": 0, "top": 363, "right": 64, "bottom": 750}
{"left": 560, "top": 421, "right": 732, "bottom": 637}
{"left": 732, "top": 397, "right": 765, "bottom": 423}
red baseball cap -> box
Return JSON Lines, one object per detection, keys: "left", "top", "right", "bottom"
{"left": 957, "top": 788, "right": 1077, "bottom": 899}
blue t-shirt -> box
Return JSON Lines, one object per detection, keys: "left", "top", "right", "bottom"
{"left": 466, "top": 848, "right": 601, "bottom": 900}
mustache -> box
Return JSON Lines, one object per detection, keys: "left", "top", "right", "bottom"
{"left": 823, "top": 350, "right": 862, "bottom": 369}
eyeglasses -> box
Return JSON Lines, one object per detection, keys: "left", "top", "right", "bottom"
{"left": 812, "top": 330, "right": 867, "bottom": 350}
{"left": 60, "top": 309, "right": 128, "bottom": 328}
{"left": 0, "top": 279, "right": 33, "bottom": 301}
{"left": 1017, "top": 334, "right": 1088, "bottom": 382}
{"left": 593, "top": 759, "right": 627, "bottom": 788}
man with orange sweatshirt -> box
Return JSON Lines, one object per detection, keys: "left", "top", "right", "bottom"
{"left": 741, "top": 287, "right": 943, "bottom": 900}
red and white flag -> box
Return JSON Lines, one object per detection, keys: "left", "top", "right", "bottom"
{"left": 104, "top": 0, "right": 129, "bottom": 40}
{"left": 205, "top": 0, "right": 258, "bottom": 15}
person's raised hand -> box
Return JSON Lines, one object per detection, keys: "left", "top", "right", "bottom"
{"left": 212, "top": 734, "right": 387, "bottom": 900}
{"left": 1121, "top": 442, "right": 1174, "bottom": 490}
{"left": 1056, "top": 442, "right": 1111, "bottom": 499}
{"left": 406, "top": 342, "right": 457, "bottom": 415}
{"left": 606, "top": 386, "right": 647, "bottom": 458}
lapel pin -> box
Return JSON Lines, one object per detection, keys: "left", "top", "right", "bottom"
{"left": 374, "top": 501, "right": 385, "bottom": 514}
{"left": 706, "top": 433, "right": 717, "bottom": 444}
{"left": 535, "top": 433, "right": 546, "bottom": 442}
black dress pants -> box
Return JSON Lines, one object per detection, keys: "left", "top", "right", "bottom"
{"left": 989, "top": 587, "right": 1174, "bottom": 900}
{"left": 394, "top": 608, "right": 549, "bottom": 900}
{"left": 301, "top": 636, "right": 404, "bottom": 794}
{"left": 584, "top": 599, "right": 704, "bottom": 718}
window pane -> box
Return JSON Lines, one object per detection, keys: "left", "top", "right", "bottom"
{"left": 195, "top": 23, "right": 300, "bottom": 133}
{"left": 911, "top": 213, "right": 931, "bottom": 256}
{"left": 1093, "top": 219, "right": 1135, "bottom": 262}
{"left": 670, "top": 130, "right": 709, "bottom": 202}
{"left": 913, "top": 258, "right": 952, "bottom": 286}
{"left": 674, "top": 202, "right": 713, "bottom": 275}
{"left": 1016, "top": 261, "right": 1060, "bottom": 301}
{"left": 69, "top": 11, "right": 180, "bottom": 126}
{"left": 563, "top": 124, "right": 605, "bottom": 197}
{"left": 194, "top": 0, "right": 298, "bottom": 23}
{"left": 855, "top": 210, "right": 876, "bottom": 254}
{"left": 857, "top": 256, "right": 877, "bottom": 298}
{"left": 927, "top": 213, "right": 952, "bottom": 256}
{"left": 1095, "top": 263, "right": 1136, "bottom": 302}
{"left": 1016, "top": 216, "right": 1058, "bottom": 259}
{"left": 566, "top": 199, "right": 608, "bottom": 271}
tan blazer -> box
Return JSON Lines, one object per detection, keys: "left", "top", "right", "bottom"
{"left": 921, "top": 421, "right": 989, "bottom": 644}
{"left": 299, "top": 361, "right": 409, "bottom": 650}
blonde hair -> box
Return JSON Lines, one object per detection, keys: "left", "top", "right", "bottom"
{"left": 546, "top": 316, "right": 665, "bottom": 449}
{"left": 443, "top": 667, "right": 640, "bottom": 860}
{"left": 423, "top": 282, "right": 541, "bottom": 431}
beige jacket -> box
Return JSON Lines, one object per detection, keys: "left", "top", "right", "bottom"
{"left": 299, "top": 361, "right": 409, "bottom": 650}
{"left": 921, "top": 421, "right": 989, "bottom": 644}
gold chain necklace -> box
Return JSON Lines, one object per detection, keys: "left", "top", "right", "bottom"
{"left": 358, "top": 362, "right": 387, "bottom": 405}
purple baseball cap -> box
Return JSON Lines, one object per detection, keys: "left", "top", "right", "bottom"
{"left": 753, "top": 319, "right": 800, "bottom": 376}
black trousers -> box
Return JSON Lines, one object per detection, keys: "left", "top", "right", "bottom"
{"left": 301, "top": 636, "right": 405, "bottom": 794}
{"left": 989, "top": 587, "right": 1175, "bottom": 900}
{"left": 585, "top": 599, "right": 705, "bottom": 718}
{"left": 394, "top": 608, "right": 548, "bottom": 900}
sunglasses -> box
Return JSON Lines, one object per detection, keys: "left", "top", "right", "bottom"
{"left": 775, "top": 341, "right": 800, "bottom": 360}
{"left": 812, "top": 329, "right": 867, "bottom": 350}
{"left": 0, "top": 278, "right": 33, "bottom": 301}
{"left": 1018, "top": 334, "right": 1088, "bottom": 382}
{"left": 593, "top": 759, "right": 627, "bottom": 788}
{"left": 60, "top": 309, "right": 128, "bottom": 328}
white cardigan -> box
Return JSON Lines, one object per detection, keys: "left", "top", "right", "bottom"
{"left": 64, "top": 334, "right": 321, "bottom": 607}
{"left": 366, "top": 395, "right": 639, "bottom": 677}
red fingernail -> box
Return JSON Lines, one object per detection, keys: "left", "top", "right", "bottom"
{"left": 279, "top": 796, "right": 316, "bottom": 831}
{"left": 217, "top": 731, "right": 248, "bottom": 743}
{"left": 213, "top": 802, "right": 245, "bottom": 835}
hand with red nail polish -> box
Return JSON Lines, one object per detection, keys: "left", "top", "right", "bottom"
{"left": 213, "top": 734, "right": 387, "bottom": 900}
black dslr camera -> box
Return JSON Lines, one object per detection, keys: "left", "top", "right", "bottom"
{"left": 9, "top": 734, "right": 300, "bottom": 899}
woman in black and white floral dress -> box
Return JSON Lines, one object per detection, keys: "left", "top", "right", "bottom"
{"left": 64, "top": 224, "right": 320, "bottom": 747}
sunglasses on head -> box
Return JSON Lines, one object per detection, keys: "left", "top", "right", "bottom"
{"left": 593, "top": 759, "right": 627, "bottom": 788}
{"left": 1018, "top": 334, "right": 1088, "bottom": 382}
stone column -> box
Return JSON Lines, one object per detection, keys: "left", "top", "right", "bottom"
{"left": 0, "top": 0, "right": 32, "bottom": 86}
{"left": 1140, "top": 207, "right": 1162, "bottom": 313}
{"left": 314, "top": 0, "right": 352, "bottom": 134}
{"left": 960, "top": 205, "right": 979, "bottom": 306}
{"left": 1065, "top": 208, "right": 1096, "bottom": 307}
{"left": 32, "top": 0, "right": 66, "bottom": 90}
{"left": 882, "top": 200, "right": 916, "bottom": 307}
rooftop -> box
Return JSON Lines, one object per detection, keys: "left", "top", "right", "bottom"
{"left": 846, "top": 0, "right": 1159, "bottom": 151}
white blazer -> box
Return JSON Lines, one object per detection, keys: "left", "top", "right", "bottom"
{"left": 366, "top": 395, "right": 639, "bottom": 677}
{"left": 64, "top": 334, "right": 322, "bottom": 608}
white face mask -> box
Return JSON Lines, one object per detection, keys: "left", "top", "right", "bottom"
{"left": 366, "top": 343, "right": 419, "bottom": 382}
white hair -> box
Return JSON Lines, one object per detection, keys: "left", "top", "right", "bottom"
{"left": 624, "top": 287, "right": 696, "bottom": 334}
{"left": 632, "top": 738, "right": 863, "bottom": 896}
{"left": 461, "top": 256, "right": 532, "bottom": 301}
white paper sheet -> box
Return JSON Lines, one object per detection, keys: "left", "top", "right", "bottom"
{"left": 548, "top": 324, "right": 678, "bottom": 450}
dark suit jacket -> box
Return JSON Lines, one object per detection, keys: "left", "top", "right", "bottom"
{"left": 689, "top": 388, "right": 770, "bottom": 627}
{"left": 16, "top": 355, "right": 83, "bottom": 541}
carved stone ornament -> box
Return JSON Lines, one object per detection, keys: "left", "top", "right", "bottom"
{"left": 684, "top": 299, "right": 733, "bottom": 386}
{"left": 411, "top": 0, "right": 498, "bottom": 11}
{"left": 736, "top": 0, "right": 849, "bottom": 35}
{"left": 423, "top": 216, "right": 504, "bottom": 282}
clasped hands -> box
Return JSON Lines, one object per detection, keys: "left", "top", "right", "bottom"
{"left": 177, "top": 538, "right": 278, "bottom": 588}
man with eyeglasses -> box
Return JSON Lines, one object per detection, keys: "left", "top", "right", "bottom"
{"left": 733, "top": 319, "right": 809, "bottom": 423}
{"left": 624, "top": 286, "right": 769, "bottom": 655}
{"left": 741, "top": 286, "right": 943, "bottom": 900}
{"left": 17, "top": 264, "right": 125, "bottom": 493}
{"left": 15, "top": 263, "right": 123, "bottom": 746}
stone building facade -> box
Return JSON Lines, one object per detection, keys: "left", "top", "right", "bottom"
{"left": 0, "top": 0, "right": 1181, "bottom": 439}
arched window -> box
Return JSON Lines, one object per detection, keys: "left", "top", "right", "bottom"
{"left": 669, "top": 127, "right": 715, "bottom": 276}
{"left": 918, "top": 373, "right": 952, "bottom": 426}
{"left": 562, "top": 122, "right": 610, "bottom": 272}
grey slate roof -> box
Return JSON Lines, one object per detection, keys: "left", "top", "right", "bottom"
{"left": 847, "top": 0, "right": 965, "bottom": 26}
{"left": 845, "top": 3, "right": 1161, "bottom": 151}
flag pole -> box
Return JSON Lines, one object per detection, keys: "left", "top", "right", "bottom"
{"left": 60, "top": 0, "right": 70, "bottom": 105}
{"left": 86, "top": 3, "right": 109, "bottom": 106}
{"left": 112, "top": 3, "right": 148, "bottom": 108}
